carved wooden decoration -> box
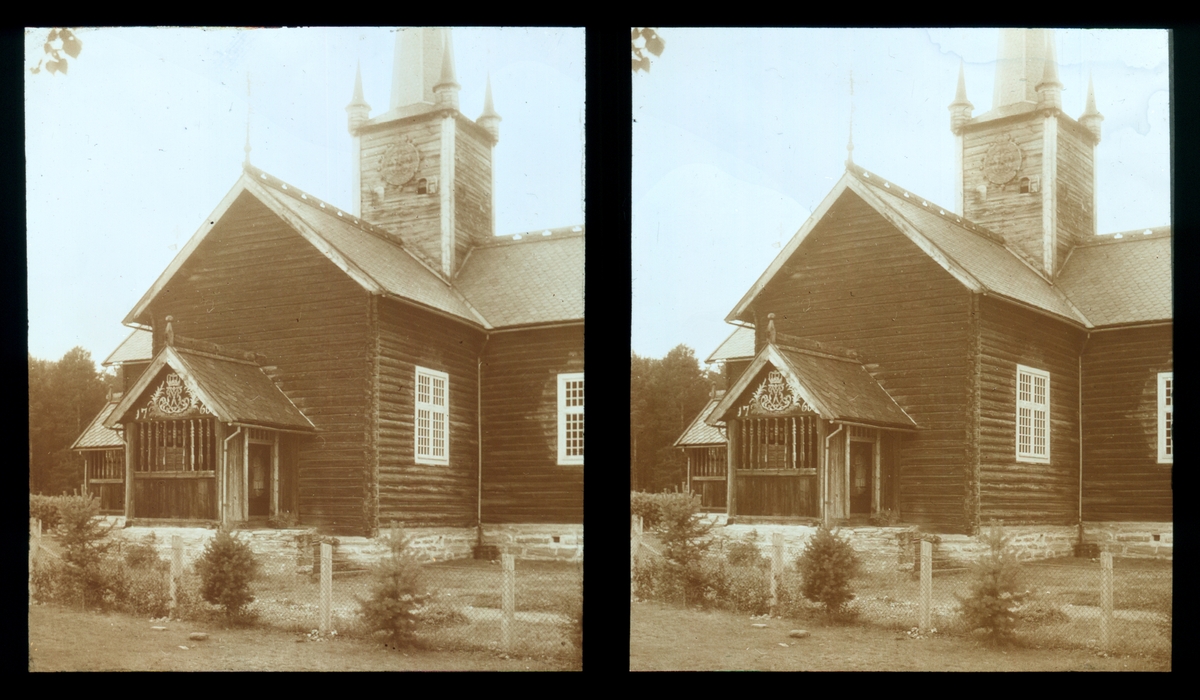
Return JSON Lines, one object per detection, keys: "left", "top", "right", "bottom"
{"left": 137, "top": 372, "right": 211, "bottom": 420}
{"left": 381, "top": 137, "right": 421, "bottom": 187}
{"left": 982, "top": 136, "right": 1023, "bottom": 185}
{"left": 746, "top": 369, "right": 813, "bottom": 415}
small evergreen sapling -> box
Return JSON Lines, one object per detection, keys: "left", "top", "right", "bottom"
{"left": 956, "top": 523, "right": 1027, "bottom": 645}
{"left": 196, "top": 530, "right": 260, "bottom": 620}
{"left": 796, "top": 526, "right": 861, "bottom": 617}
{"left": 356, "top": 527, "right": 429, "bottom": 647}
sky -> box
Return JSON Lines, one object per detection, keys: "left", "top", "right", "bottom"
{"left": 26, "top": 27, "right": 584, "bottom": 364}
{"left": 632, "top": 28, "right": 1171, "bottom": 362}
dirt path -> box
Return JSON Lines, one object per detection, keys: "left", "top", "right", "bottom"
{"left": 29, "top": 604, "right": 577, "bottom": 671}
{"left": 630, "top": 601, "right": 1169, "bottom": 671}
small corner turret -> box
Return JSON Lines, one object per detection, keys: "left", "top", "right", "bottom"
{"left": 346, "top": 61, "right": 371, "bottom": 135}
{"left": 1079, "top": 73, "right": 1103, "bottom": 145}
{"left": 432, "top": 28, "right": 460, "bottom": 111}
{"left": 948, "top": 61, "right": 973, "bottom": 135}
{"left": 477, "top": 74, "right": 501, "bottom": 143}
{"left": 1035, "top": 34, "right": 1063, "bottom": 113}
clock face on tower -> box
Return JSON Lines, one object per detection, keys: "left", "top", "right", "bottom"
{"left": 381, "top": 138, "right": 421, "bottom": 187}
{"left": 982, "top": 137, "right": 1023, "bottom": 185}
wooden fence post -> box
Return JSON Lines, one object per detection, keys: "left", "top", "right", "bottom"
{"left": 320, "top": 542, "right": 333, "bottom": 633}
{"left": 1100, "top": 550, "right": 1113, "bottom": 651}
{"left": 29, "top": 518, "right": 41, "bottom": 606}
{"left": 501, "top": 553, "right": 515, "bottom": 652}
{"left": 770, "top": 532, "right": 784, "bottom": 615}
{"left": 919, "top": 539, "right": 932, "bottom": 631}
{"left": 631, "top": 515, "right": 643, "bottom": 600}
{"left": 170, "top": 535, "right": 183, "bottom": 618}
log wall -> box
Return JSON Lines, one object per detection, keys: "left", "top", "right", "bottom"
{"left": 1055, "top": 120, "right": 1096, "bottom": 258}
{"left": 454, "top": 122, "right": 493, "bottom": 257}
{"left": 148, "top": 193, "right": 371, "bottom": 532}
{"left": 359, "top": 117, "right": 445, "bottom": 268}
{"left": 962, "top": 116, "right": 1045, "bottom": 267}
{"left": 373, "top": 297, "right": 486, "bottom": 530}
{"left": 975, "top": 295, "right": 1085, "bottom": 524}
{"left": 1081, "top": 325, "right": 1173, "bottom": 521}
{"left": 480, "top": 325, "right": 584, "bottom": 524}
{"left": 753, "top": 191, "right": 972, "bottom": 530}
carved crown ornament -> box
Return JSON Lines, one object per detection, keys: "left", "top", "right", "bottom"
{"left": 982, "top": 136, "right": 1023, "bottom": 185}
{"left": 740, "top": 369, "right": 815, "bottom": 416}
{"left": 381, "top": 137, "right": 422, "bottom": 188}
{"left": 135, "top": 372, "right": 212, "bottom": 421}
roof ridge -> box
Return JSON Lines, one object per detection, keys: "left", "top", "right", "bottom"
{"left": 847, "top": 165, "right": 1007, "bottom": 245}
{"left": 477, "top": 225, "right": 585, "bottom": 249}
{"left": 244, "top": 164, "right": 399, "bottom": 245}
{"left": 1078, "top": 227, "right": 1172, "bottom": 247}
{"left": 772, "top": 334, "right": 861, "bottom": 363}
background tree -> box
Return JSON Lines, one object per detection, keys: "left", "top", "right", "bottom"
{"left": 29, "top": 347, "right": 111, "bottom": 495}
{"left": 631, "top": 28, "right": 664, "bottom": 72}
{"left": 630, "top": 344, "right": 715, "bottom": 493}
{"left": 30, "top": 28, "right": 83, "bottom": 75}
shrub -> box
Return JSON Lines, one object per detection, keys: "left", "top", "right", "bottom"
{"left": 724, "top": 534, "right": 767, "bottom": 569}
{"left": 723, "top": 564, "right": 770, "bottom": 615}
{"left": 55, "top": 493, "right": 117, "bottom": 609}
{"left": 30, "top": 494, "right": 64, "bottom": 530}
{"left": 356, "top": 527, "right": 430, "bottom": 647}
{"left": 656, "top": 493, "right": 712, "bottom": 566}
{"left": 868, "top": 508, "right": 901, "bottom": 527}
{"left": 955, "top": 523, "right": 1027, "bottom": 645}
{"left": 796, "top": 526, "right": 861, "bottom": 617}
{"left": 115, "top": 534, "right": 172, "bottom": 618}
{"left": 196, "top": 530, "right": 260, "bottom": 620}
{"left": 267, "top": 510, "right": 298, "bottom": 529}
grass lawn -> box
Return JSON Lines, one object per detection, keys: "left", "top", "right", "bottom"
{"left": 630, "top": 601, "right": 1170, "bottom": 671}
{"left": 29, "top": 604, "right": 579, "bottom": 671}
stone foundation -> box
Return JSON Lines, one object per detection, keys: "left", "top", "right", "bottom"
{"left": 108, "top": 522, "right": 583, "bottom": 572}
{"left": 1081, "top": 522, "right": 1172, "bottom": 559}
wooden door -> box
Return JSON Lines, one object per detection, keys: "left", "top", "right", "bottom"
{"left": 248, "top": 443, "right": 272, "bottom": 517}
{"left": 850, "top": 440, "right": 874, "bottom": 515}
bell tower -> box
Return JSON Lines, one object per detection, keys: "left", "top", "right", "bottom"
{"left": 347, "top": 27, "right": 501, "bottom": 279}
{"left": 950, "top": 29, "right": 1102, "bottom": 280}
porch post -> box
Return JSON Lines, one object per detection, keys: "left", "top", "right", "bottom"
{"left": 726, "top": 419, "right": 738, "bottom": 519}
{"left": 124, "top": 427, "right": 135, "bottom": 519}
{"left": 817, "top": 419, "right": 827, "bottom": 528}
{"left": 873, "top": 432, "right": 882, "bottom": 515}
{"left": 272, "top": 431, "right": 280, "bottom": 517}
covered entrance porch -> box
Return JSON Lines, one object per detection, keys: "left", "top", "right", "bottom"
{"left": 707, "top": 336, "right": 917, "bottom": 526}
{"left": 106, "top": 339, "right": 315, "bottom": 528}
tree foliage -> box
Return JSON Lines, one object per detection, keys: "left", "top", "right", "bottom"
{"left": 356, "top": 528, "right": 429, "bottom": 646}
{"left": 196, "top": 530, "right": 261, "bottom": 619}
{"left": 796, "top": 526, "right": 861, "bottom": 617}
{"left": 956, "top": 523, "right": 1027, "bottom": 644}
{"left": 30, "top": 28, "right": 83, "bottom": 76}
{"left": 631, "top": 28, "right": 665, "bottom": 72}
{"left": 630, "top": 345, "right": 715, "bottom": 493}
{"left": 29, "top": 347, "right": 114, "bottom": 496}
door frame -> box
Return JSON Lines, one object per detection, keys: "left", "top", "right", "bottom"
{"left": 848, "top": 435, "right": 877, "bottom": 516}
{"left": 246, "top": 435, "right": 276, "bottom": 519}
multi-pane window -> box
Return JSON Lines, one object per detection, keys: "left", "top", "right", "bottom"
{"left": 1158, "top": 372, "right": 1173, "bottom": 463}
{"left": 558, "top": 373, "right": 584, "bottom": 465}
{"left": 1016, "top": 364, "right": 1050, "bottom": 463}
{"left": 415, "top": 367, "right": 448, "bottom": 465}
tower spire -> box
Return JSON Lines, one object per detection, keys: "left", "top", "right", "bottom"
{"left": 244, "top": 73, "right": 252, "bottom": 167}
{"left": 391, "top": 27, "right": 444, "bottom": 111}
{"left": 949, "top": 60, "right": 974, "bottom": 133}
{"left": 477, "top": 72, "right": 502, "bottom": 142}
{"left": 1035, "top": 31, "right": 1063, "bottom": 112}
{"left": 433, "top": 27, "right": 460, "bottom": 110}
{"left": 1079, "top": 71, "right": 1104, "bottom": 144}
{"left": 993, "top": 28, "right": 1049, "bottom": 109}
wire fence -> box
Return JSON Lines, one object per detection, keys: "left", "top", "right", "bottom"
{"left": 631, "top": 517, "right": 1171, "bottom": 658}
{"left": 30, "top": 518, "right": 582, "bottom": 661}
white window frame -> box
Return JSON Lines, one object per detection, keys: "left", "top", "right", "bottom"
{"left": 1158, "top": 372, "right": 1173, "bottom": 464}
{"left": 1016, "top": 364, "right": 1050, "bottom": 464}
{"left": 557, "top": 372, "right": 584, "bottom": 465}
{"left": 415, "top": 366, "right": 449, "bottom": 465}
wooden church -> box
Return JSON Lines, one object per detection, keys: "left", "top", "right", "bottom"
{"left": 76, "top": 28, "right": 584, "bottom": 537}
{"left": 691, "top": 30, "right": 1171, "bottom": 535}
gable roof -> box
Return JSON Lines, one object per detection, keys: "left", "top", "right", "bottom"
{"left": 71, "top": 400, "right": 124, "bottom": 450}
{"left": 105, "top": 345, "right": 316, "bottom": 431}
{"left": 709, "top": 342, "right": 917, "bottom": 431}
{"left": 674, "top": 396, "right": 726, "bottom": 447}
{"left": 728, "top": 166, "right": 1171, "bottom": 329}
{"left": 455, "top": 227, "right": 585, "bottom": 327}
{"left": 102, "top": 329, "right": 153, "bottom": 366}
{"left": 1058, "top": 228, "right": 1172, "bottom": 327}
{"left": 124, "top": 165, "right": 583, "bottom": 332}
{"left": 706, "top": 326, "right": 755, "bottom": 364}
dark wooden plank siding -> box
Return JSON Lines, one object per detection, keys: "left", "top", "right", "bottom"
{"left": 374, "top": 298, "right": 486, "bottom": 529}
{"left": 454, "top": 124, "right": 493, "bottom": 256}
{"left": 1081, "top": 325, "right": 1172, "bottom": 521}
{"left": 962, "top": 117, "right": 1045, "bottom": 264}
{"left": 976, "top": 295, "right": 1085, "bottom": 525}
{"left": 753, "top": 192, "right": 971, "bottom": 530}
{"left": 133, "top": 475, "right": 216, "bottom": 519}
{"left": 147, "top": 193, "right": 371, "bottom": 533}
{"left": 735, "top": 474, "right": 817, "bottom": 517}
{"left": 1055, "top": 122, "right": 1096, "bottom": 257}
{"left": 359, "top": 118, "right": 445, "bottom": 263}
{"left": 480, "top": 325, "right": 584, "bottom": 524}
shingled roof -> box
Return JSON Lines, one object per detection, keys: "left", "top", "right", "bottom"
{"left": 1058, "top": 228, "right": 1172, "bottom": 327}
{"left": 709, "top": 342, "right": 917, "bottom": 431}
{"left": 106, "top": 345, "right": 316, "bottom": 432}
{"left": 124, "top": 165, "right": 581, "bottom": 332}
{"left": 729, "top": 166, "right": 1171, "bottom": 329}
{"left": 706, "top": 326, "right": 755, "bottom": 364}
{"left": 102, "top": 329, "right": 152, "bottom": 366}
{"left": 455, "top": 227, "right": 585, "bottom": 327}
{"left": 71, "top": 400, "right": 124, "bottom": 450}
{"left": 674, "top": 396, "right": 726, "bottom": 447}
